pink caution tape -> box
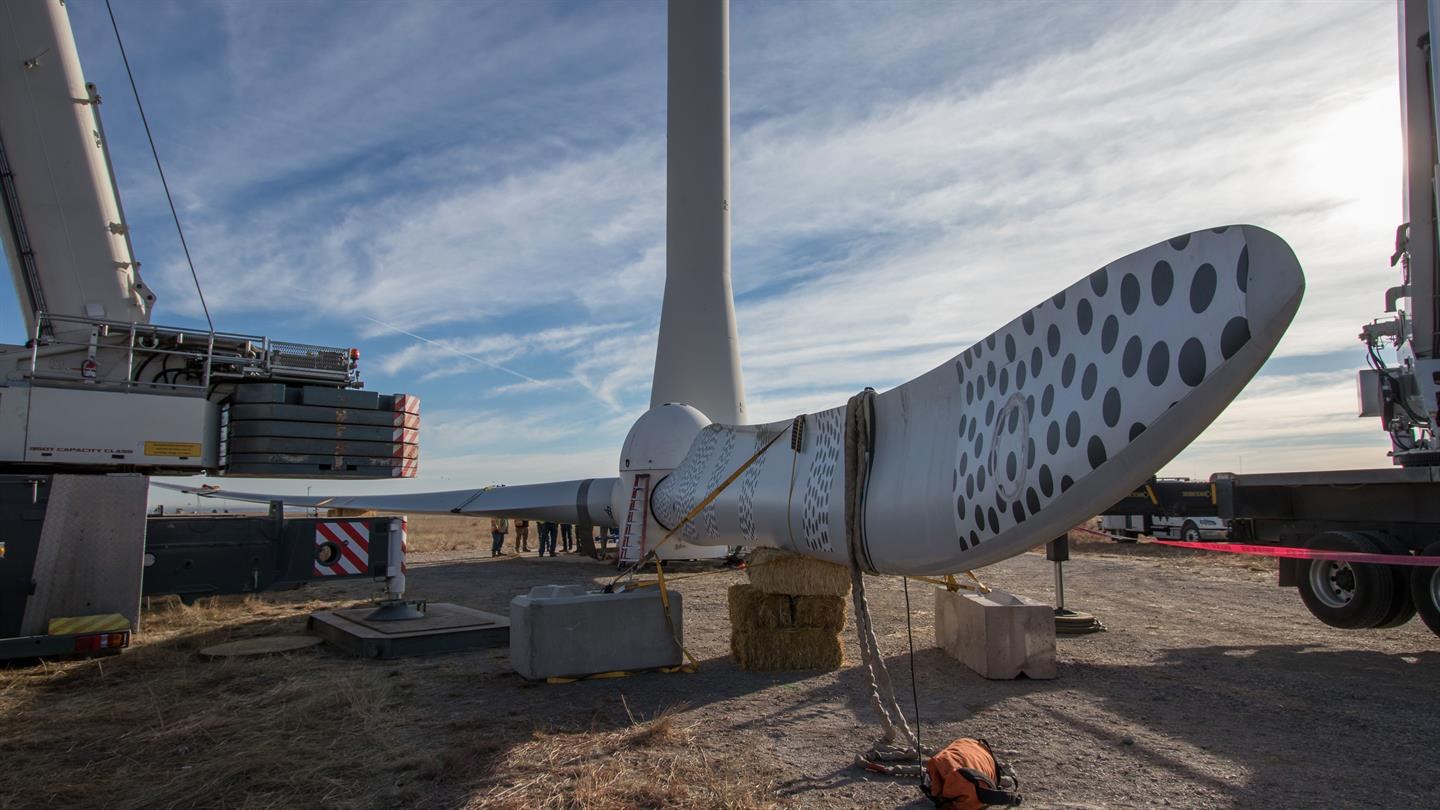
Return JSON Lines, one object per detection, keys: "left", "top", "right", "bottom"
{"left": 1149, "top": 540, "right": 1440, "bottom": 567}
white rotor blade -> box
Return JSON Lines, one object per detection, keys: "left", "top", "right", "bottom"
{"left": 153, "top": 478, "right": 619, "bottom": 527}
{"left": 651, "top": 225, "right": 1304, "bottom": 575}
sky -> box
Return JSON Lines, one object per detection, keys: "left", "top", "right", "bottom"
{"left": 0, "top": 0, "right": 1409, "bottom": 506}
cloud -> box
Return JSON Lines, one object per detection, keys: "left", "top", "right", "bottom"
{"left": 64, "top": 0, "right": 1409, "bottom": 493}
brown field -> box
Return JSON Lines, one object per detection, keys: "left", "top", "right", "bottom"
{"left": 0, "top": 515, "right": 1432, "bottom": 809}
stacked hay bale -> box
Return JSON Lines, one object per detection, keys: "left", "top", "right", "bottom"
{"left": 728, "top": 548, "right": 851, "bottom": 671}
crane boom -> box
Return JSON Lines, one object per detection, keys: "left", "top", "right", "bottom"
{"left": 0, "top": 0, "right": 154, "bottom": 335}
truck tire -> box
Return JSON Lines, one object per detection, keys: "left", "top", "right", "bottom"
{"left": 1180, "top": 521, "right": 1202, "bottom": 542}
{"left": 1296, "top": 531, "right": 1395, "bottom": 629}
{"left": 1410, "top": 541, "right": 1440, "bottom": 638}
{"left": 1358, "top": 531, "right": 1415, "bottom": 629}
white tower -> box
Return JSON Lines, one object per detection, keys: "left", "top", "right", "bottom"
{"left": 649, "top": 0, "right": 747, "bottom": 426}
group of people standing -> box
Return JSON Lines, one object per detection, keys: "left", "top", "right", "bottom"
{"left": 488, "top": 517, "right": 598, "bottom": 557}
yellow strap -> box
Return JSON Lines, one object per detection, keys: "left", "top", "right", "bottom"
{"left": 965, "top": 569, "right": 991, "bottom": 594}
{"left": 655, "top": 559, "right": 699, "bottom": 673}
{"left": 910, "top": 571, "right": 991, "bottom": 594}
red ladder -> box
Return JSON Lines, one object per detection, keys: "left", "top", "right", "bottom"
{"left": 617, "top": 474, "right": 651, "bottom": 565}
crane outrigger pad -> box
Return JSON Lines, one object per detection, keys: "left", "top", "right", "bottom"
{"left": 308, "top": 602, "right": 508, "bottom": 659}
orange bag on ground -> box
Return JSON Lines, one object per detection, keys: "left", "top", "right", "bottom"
{"left": 922, "top": 737, "right": 1022, "bottom": 808}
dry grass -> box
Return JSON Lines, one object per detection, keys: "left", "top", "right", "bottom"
{"left": 0, "top": 594, "right": 454, "bottom": 810}
{"left": 405, "top": 514, "right": 494, "bottom": 553}
{"left": 465, "top": 705, "right": 781, "bottom": 810}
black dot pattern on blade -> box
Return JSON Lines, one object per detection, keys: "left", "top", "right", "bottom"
{"left": 1221, "top": 316, "right": 1250, "bottom": 359}
{"left": 1237, "top": 245, "right": 1249, "bottom": 292}
{"left": 1179, "top": 338, "right": 1206, "bottom": 386}
{"left": 1090, "top": 267, "right": 1109, "bottom": 296}
{"left": 1121, "top": 273, "right": 1141, "bottom": 315}
{"left": 1101, "top": 315, "right": 1119, "bottom": 353}
{"left": 1103, "top": 387, "right": 1121, "bottom": 427}
{"left": 1147, "top": 342, "right": 1170, "bottom": 386}
{"left": 1122, "top": 337, "right": 1142, "bottom": 377}
{"left": 946, "top": 227, "right": 1253, "bottom": 551}
{"left": 1152, "top": 261, "right": 1174, "bottom": 305}
{"left": 1081, "top": 364, "right": 1098, "bottom": 400}
{"left": 1087, "top": 435, "right": 1107, "bottom": 469}
{"left": 1191, "top": 263, "right": 1217, "bottom": 313}
{"left": 1169, "top": 233, "right": 1191, "bottom": 250}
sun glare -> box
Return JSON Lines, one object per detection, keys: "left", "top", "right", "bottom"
{"left": 1298, "top": 89, "right": 1403, "bottom": 227}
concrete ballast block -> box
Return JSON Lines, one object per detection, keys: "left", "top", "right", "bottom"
{"left": 934, "top": 588, "right": 1056, "bottom": 680}
{"left": 510, "top": 585, "right": 682, "bottom": 680}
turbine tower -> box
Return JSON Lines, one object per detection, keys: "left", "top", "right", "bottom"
{"left": 650, "top": 0, "right": 747, "bottom": 426}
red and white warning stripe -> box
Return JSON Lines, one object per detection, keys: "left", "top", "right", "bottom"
{"left": 391, "top": 442, "right": 419, "bottom": 460}
{"left": 393, "top": 459, "right": 418, "bottom": 478}
{"left": 392, "top": 427, "right": 419, "bottom": 444}
{"left": 392, "top": 412, "right": 420, "bottom": 430}
{"left": 313, "top": 520, "right": 371, "bottom": 576}
{"left": 392, "top": 394, "right": 421, "bottom": 415}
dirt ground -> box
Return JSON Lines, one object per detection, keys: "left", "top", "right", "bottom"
{"left": 2, "top": 520, "right": 1436, "bottom": 809}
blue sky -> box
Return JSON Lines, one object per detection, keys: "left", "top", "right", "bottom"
{"left": 2, "top": 1, "right": 1407, "bottom": 505}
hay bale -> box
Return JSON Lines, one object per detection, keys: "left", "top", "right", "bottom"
{"left": 727, "top": 585, "right": 847, "bottom": 632}
{"left": 794, "top": 594, "right": 846, "bottom": 631}
{"left": 727, "top": 584, "right": 793, "bottom": 629}
{"left": 731, "top": 625, "right": 843, "bottom": 671}
{"left": 747, "top": 548, "right": 851, "bottom": 596}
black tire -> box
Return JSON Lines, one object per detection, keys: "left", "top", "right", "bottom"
{"left": 1357, "top": 531, "right": 1415, "bottom": 629}
{"left": 1296, "top": 531, "right": 1395, "bottom": 629}
{"left": 1410, "top": 541, "right": 1440, "bottom": 639}
{"left": 1180, "top": 521, "right": 1202, "bottom": 542}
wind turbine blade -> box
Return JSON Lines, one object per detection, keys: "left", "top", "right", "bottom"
{"left": 650, "top": 225, "right": 1304, "bottom": 575}
{"left": 152, "top": 478, "right": 620, "bottom": 527}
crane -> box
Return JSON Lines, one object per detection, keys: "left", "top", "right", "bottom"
{"left": 0, "top": 0, "right": 418, "bottom": 657}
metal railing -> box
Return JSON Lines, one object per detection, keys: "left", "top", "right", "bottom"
{"left": 27, "top": 312, "right": 360, "bottom": 393}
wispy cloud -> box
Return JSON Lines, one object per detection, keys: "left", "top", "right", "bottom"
{"left": 55, "top": 1, "right": 1404, "bottom": 504}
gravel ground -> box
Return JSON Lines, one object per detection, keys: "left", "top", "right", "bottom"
{"left": 388, "top": 543, "right": 1439, "bottom": 808}
{"left": 4, "top": 541, "right": 1434, "bottom": 809}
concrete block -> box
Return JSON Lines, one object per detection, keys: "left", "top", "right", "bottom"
{"left": 510, "top": 585, "right": 682, "bottom": 680}
{"left": 934, "top": 588, "right": 1056, "bottom": 680}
